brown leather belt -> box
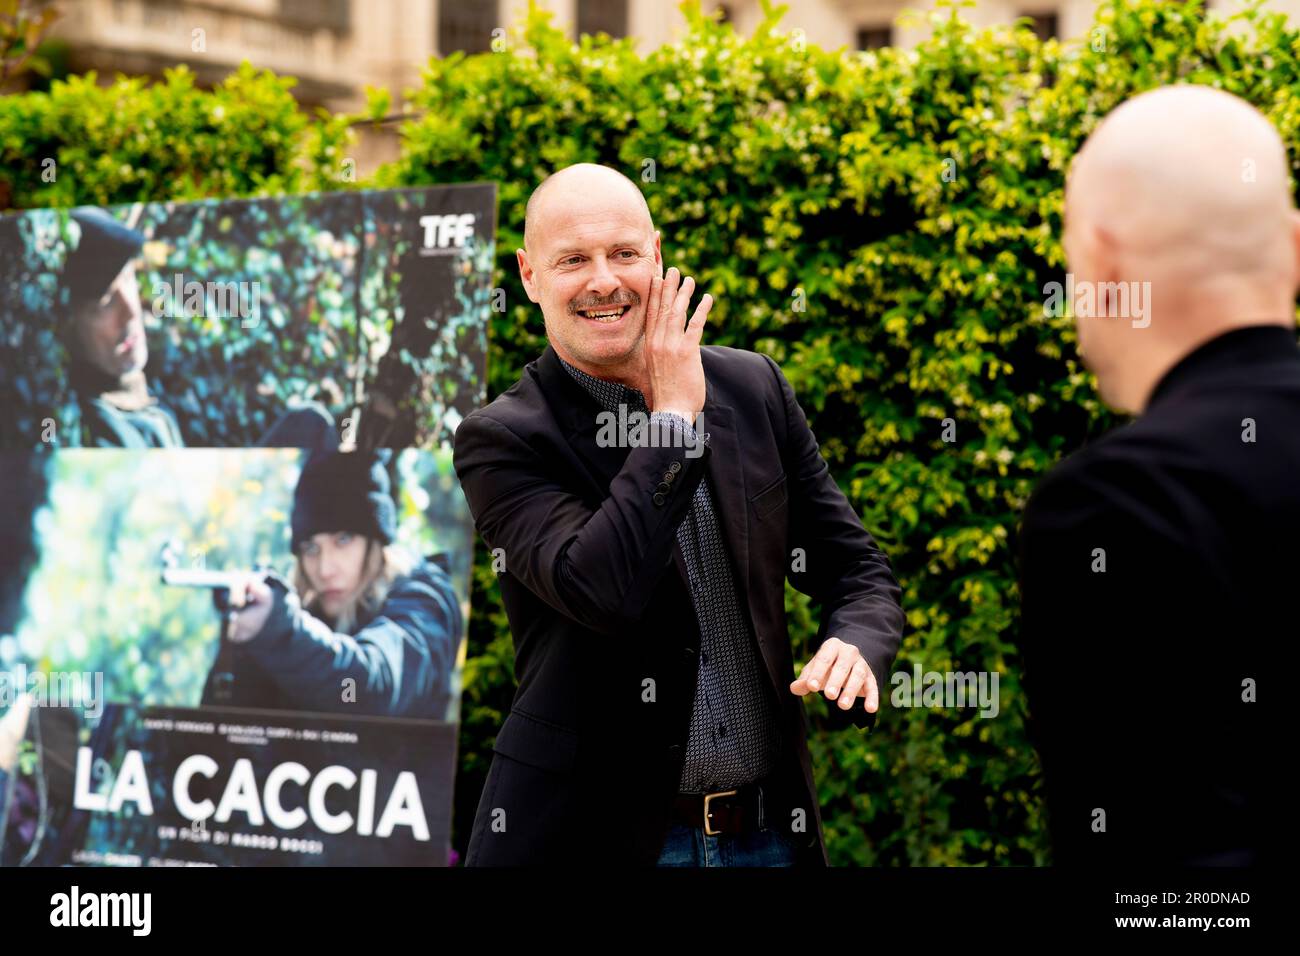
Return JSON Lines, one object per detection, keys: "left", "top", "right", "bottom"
{"left": 671, "top": 778, "right": 788, "bottom": 836}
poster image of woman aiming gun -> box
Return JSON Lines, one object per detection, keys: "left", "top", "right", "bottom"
{"left": 200, "top": 450, "right": 461, "bottom": 722}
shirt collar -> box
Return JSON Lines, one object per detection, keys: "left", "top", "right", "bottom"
{"left": 556, "top": 355, "right": 648, "bottom": 413}
{"left": 1146, "top": 325, "right": 1299, "bottom": 410}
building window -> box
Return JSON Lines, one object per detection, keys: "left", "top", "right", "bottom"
{"left": 1021, "top": 12, "right": 1059, "bottom": 41}
{"left": 577, "top": 0, "right": 628, "bottom": 39}
{"left": 279, "top": 0, "right": 352, "bottom": 33}
{"left": 856, "top": 26, "right": 892, "bottom": 50}
{"left": 438, "top": 0, "right": 499, "bottom": 55}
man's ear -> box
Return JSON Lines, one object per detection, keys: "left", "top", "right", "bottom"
{"left": 1089, "top": 222, "right": 1125, "bottom": 314}
{"left": 653, "top": 230, "right": 662, "bottom": 274}
{"left": 1094, "top": 223, "right": 1120, "bottom": 273}
{"left": 517, "top": 248, "right": 540, "bottom": 303}
{"left": 1289, "top": 209, "right": 1300, "bottom": 293}
{"left": 1071, "top": 218, "right": 1119, "bottom": 303}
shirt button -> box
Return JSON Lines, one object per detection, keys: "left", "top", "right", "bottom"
{"left": 669, "top": 461, "right": 682, "bottom": 474}
{"left": 662, "top": 471, "right": 675, "bottom": 483}
{"left": 656, "top": 482, "right": 671, "bottom": 495}
{"left": 653, "top": 493, "right": 666, "bottom": 506}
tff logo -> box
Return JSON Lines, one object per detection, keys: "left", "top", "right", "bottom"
{"left": 419, "top": 213, "right": 476, "bottom": 255}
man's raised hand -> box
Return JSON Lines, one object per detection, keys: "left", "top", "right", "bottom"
{"left": 644, "top": 265, "right": 711, "bottom": 421}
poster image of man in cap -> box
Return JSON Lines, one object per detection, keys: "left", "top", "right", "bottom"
{"left": 59, "top": 207, "right": 338, "bottom": 451}
{"left": 61, "top": 207, "right": 184, "bottom": 448}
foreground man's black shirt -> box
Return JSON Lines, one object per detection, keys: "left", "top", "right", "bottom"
{"left": 1018, "top": 325, "right": 1294, "bottom": 866}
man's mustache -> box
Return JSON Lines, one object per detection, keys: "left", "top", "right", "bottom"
{"left": 568, "top": 290, "right": 641, "bottom": 314}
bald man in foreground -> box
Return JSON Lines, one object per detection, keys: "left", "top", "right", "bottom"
{"left": 453, "top": 163, "right": 903, "bottom": 866}
{"left": 1019, "top": 85, "right": 1294, "bottom": 865}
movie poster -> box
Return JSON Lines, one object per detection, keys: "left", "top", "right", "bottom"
{"left": 0, "top": 183, "right": 493, "bottom": 867}
{"left": 0, "top": 447, "right": 473, "bottom": 865}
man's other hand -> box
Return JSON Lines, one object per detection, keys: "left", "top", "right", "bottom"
{"left": 790, "top": 636, "right": 879, "bottom": 713}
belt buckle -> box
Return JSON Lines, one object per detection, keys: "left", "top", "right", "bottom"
{"left": 702, "top": 788, "right": 738, "bottom": 836}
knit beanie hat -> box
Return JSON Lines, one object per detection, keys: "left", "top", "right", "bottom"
{"left": 291, "top": 450, "right": 397, "bottom": 551}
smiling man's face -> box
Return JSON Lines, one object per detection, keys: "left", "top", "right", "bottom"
{"left": 518, "top": 165, "right": 662, "bottom": 380}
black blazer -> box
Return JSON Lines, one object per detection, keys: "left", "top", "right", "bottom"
{"left": 453, "top": 343, "right": 904, "bottom": 865}
{"left": 1018, "top": 325, "right": 1294, "bottom": 866}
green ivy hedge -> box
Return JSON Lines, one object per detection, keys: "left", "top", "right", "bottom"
{"left": 3, "top": 0, "right": 1297, "bottom": 865}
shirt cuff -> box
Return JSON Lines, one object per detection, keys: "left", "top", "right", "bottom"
{"left": 648, "top": 411, "right": 703, "bottom": 443}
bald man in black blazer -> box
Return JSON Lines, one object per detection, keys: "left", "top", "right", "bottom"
{"left": 454, "top": 164, "right": 903, "bottom": 866}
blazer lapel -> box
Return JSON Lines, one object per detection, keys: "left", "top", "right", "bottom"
{"left": 695, "top": 395, "right": 790, "bottom": 699}
{"left": 534, "top": 344, "right": 632, "bottom": 497}
{"left": 664, "top": 383, "right": 780, "bottom": 695}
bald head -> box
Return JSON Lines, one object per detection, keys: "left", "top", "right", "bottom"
{"left": 1063, "top": 84, "right": 1300, "bottom": 412}
{"left": 1068, "top": 85, "right": 1294, "bottom": 277}
{"left": 524, "top": 163, "right": 653, "bottom": 251}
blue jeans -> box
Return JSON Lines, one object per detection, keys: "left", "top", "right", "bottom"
{"left": 655, "top": 821, "right": 800, "bottom": 867}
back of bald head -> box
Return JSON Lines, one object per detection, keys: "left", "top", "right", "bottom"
{"left": 1066, "top": 85, "right": 1296, "bottom": 282}
{"left": 523, "top": 163, "right": 654, "bottom": 251}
